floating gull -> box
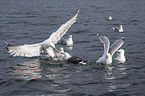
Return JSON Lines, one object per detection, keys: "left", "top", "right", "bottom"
{"left": 112, "top": 25, "right": 119, "bottom": 32}
{"left": 108, "top": 16, "right": 112, "bottom": 21}
{"left": 112, "top": 25, "right": 124, "bottom": 32}
{"left": 114, "top": 49, "right": 126, "bottom": 63}
{"left": 55, "top": 47, "right": 86, "bottom": 64}
{"left": 96, "top": 34, "right": 124, "bottom": 64}
{"left": 6, "top": 10, "right": 79, "bottom": 58}
{"left": 61, "top": 35, "right": 73, "bottom": 46}
{"left": 119, "top": 25, "right": 124, "bottom": 32}
{"left": 54, "top": 47, "right": 70, "bottom": 61}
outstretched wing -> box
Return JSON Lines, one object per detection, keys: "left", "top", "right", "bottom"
{"left": 7, "top": 43, "right": 43, "bottom": 57}
{"left": 97, "top": 34, "right": 110, "bottom": 55}
{"left": 109, "top": 37, "right": 124, "bottom": 56}
{"left": 49, "top": 10, "right": 79, "bottom": 44}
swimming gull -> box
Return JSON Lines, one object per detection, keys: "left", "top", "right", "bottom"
{"left": 114, "top": 49, "right": 126, "bottom": 63}
{"left": 112, "top": 25, "right": 124, "bottom": 32}
{"left": 96, "top": 34, "right": 124, "bottom": 64}
{"left": 108, "top": 16, "right": 112, "bottom": 21}
{"left": 61, "top": 35, "right": 73, "bottom": 46}
{"left": 119, "top": 25, "right": 124, "bottom": 32}
{"left": 55, "top": 47, "right": 86, "bottom": 64}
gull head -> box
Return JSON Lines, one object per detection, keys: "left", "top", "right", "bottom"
{"left": 59, "top": 47, "right": 64, "bottom": 53}
{"left": 117, "top": 49, "right": 125, "bottom": 54}
{"left": 69, "top": 35, "right": 72, "bottom": 38}
{"left": 120, "top": 25, "right": 123, "bottom": 28}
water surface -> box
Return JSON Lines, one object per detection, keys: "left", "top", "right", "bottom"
{"left": 0, "top": 0, "right": 145, "bottom": 95}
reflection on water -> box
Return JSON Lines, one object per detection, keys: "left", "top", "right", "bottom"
{"left": 67, "top": 46, "right": 73, "bottom": 50}
{"left": 103, "top": 63, "right": 130, "bottom": 92}
{"left": 7, "top": 59, "right": 73, "bottom": 95}
{"left": 8, "top": 59, "right": 42, "bottom": 80}
{"left": 104, "top": 64, "right": 116, "bottom": 80}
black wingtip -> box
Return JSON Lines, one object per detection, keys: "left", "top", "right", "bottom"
{"left": 5, "top": 41, "right": 13, "bottom": 49}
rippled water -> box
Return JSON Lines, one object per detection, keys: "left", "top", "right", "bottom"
{"left": 0, "top": 0, "right": 145, "bottom": 95}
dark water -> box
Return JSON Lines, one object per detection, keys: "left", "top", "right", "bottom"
{"left": 0, "top": 0, "right": 145, "bottom": 95}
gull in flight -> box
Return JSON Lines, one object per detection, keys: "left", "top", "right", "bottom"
{"left": 114, "top": 49, "right": 126, "bottom": 63}
{"left": 6, "top": 10, "right": 80, "bottom": 58}
{"left": 96, "top": 34, "right": 124, "bottom": 64}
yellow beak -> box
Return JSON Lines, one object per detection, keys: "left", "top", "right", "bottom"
{"left": 117, "top": 50, "right": 120, "bottom": 52}
{"left": 107, "top": 56, "right": 109, "bottom": 58}
{"left": 54, "top": 47, "right": 58, "bottom": 52}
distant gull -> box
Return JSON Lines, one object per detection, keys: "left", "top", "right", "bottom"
{"left": 96, "top": 34, "right": 124, "bottom": 64}
{"left": 61, "top": 35, "right": 73, "bottom": 46}
{"left": 114, "top": 49, "right": 126, "bottom": 63}
{"left": 119, "top": 25, "right": 124, "bottom": 32}
{"left": 6, "top": 10, "right": 80, "bottom": 58}
{"left": 112, "top": 25, "right": 124, "bottom": 32}
{"left": 108, "top": 16, "right": 112, "bottom": 21}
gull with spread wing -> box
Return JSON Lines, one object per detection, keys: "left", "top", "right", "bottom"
{"left": 6, "top": 10, "right": 79, "bottom": 58}
{"left": 96, "top": 34, "right": 124, "bottom": 64}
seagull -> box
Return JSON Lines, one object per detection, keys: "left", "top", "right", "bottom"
{"left": 114, "top": 49, "right": 126, "bottom": 63}
{"left": 112, "top": 25, "right": 124, "bottom": 32}
{"left": 108, "top": 16, "right": 112, "bottom": 21}
{"left": 119, "top": 25, "right": 124, "bottom": 32}
{"left": 96, "top": 34, "right": 124, "bottom": 64}
{"left": 112, "top": 25, "right": 119, "bottom": 32}
{"left": 55, "top": 47, "right": 86, "bottom": 64}
{"left": 61, "top": 35, "right": 73, "bottom": 46}
{"left": 6, "top": 10, "right": 80, "bottom": 58}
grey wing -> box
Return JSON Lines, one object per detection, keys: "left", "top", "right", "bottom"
{"left": 49, "top": 10, "right": 79, "bottom": 44}
{"left": 61, "top": 38, "right": 67, "bottom": 45}
{"left": 97, "top": 34, "right": 110, "bottom": 54}
{"left": 109, "top": 37, "right": 124, "bottom": 56}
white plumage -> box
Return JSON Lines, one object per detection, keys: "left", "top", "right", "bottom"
{"left": 108, "top": 16, "right": 112, "bottom": 21}
{"left": 112, "top": 25, "right": 124, "bottom": 32}
{"left": 61, "top": 35, "right": 73, "bottom": 46}
{"left": 119, "top": 25, "right": 124, "bottom": 32}
{"left": 7, "top": 10, "right": 79, "bottom": 57}
{"left": 53, "top": 47, "right": 71, "bottom": 61}
{"left": 114, "top": 49, "right": 126, "bottom": 63}
{"left": 96, "top": 34, "right": 124, "bottom": 64}
{"left": 66, "top": 35, "right": 73, "bottom": 46}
